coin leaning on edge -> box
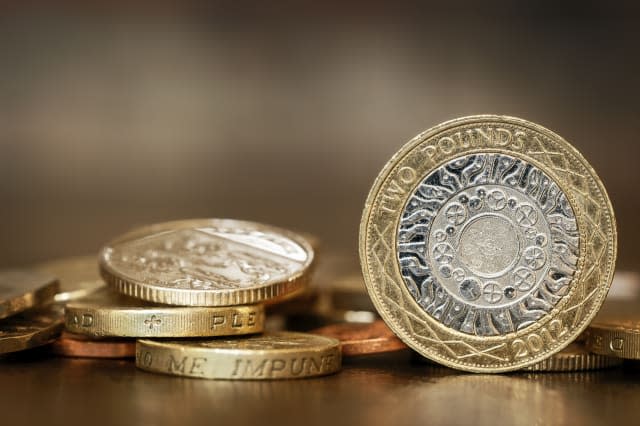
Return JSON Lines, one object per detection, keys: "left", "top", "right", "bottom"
{"left": 136, "top": 332, "right": 341, "bottom": 380}
{"left": 359, "top": 115, "right": 617, "bottom": 373}
{"left": 99, "top": 219, "right": 315, "bottom": 306}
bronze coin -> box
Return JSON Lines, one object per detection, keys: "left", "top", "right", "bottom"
{"left": 49, "top": 331, "right": 135, "bottom": 359}
{"left": 311, "top": 320, "right": 407, "bottom": 356}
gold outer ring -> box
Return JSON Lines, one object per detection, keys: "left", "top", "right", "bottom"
{"left": 99, "top": 219, "right": 315, "bottom": 306}
{"left": 585, "top": 321, "right": 640, "bottom": 360}
{"left": 360, "top": 115, "right": 617, "bottom": 373}
{"left": 523, "top": 343, "right": 622, "bottom": 372}
{"left": 0, "top": 306, "right": 64, "bottom": 354}
{"left": 65, "top": 300, "right": 265, "bottom": 338}
{"left": 136, "top": 332, "right": 341, "bottom": 380}
{"left": 0, "top": 270, "right": 59, "bottom": 320}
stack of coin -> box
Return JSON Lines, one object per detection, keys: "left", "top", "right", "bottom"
{"left": 34, "top": 255, "right": 130, "bottom": 358}
{"left": 50, "top": 218, "right": 341, "bottom": 379}
{"left": 359, "top": 115, "right": 618, "bottom": 372}
{"left": 0, "top": 270, "right": 63, "bottom": 355}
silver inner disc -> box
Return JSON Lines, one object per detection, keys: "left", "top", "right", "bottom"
{"left": 397, "top": 153, "right": 579, "bottom": 336}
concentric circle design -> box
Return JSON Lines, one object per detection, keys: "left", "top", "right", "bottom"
{"left": 398, "top": 154, "right": 578, "bottom": 334}
{"left": 359, "top": 115, "right": 617, "bottom": 372}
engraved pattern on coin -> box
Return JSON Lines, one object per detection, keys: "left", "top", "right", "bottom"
{"left": 104, "top": 226, "right": 308, "bottom": 291}
{"left": 397, "top": 153, "right": 579, "bottom": 336}
{"left": 198, "top": 334, "right": 317, "bottom": 350}
{"left": 361, "top": 116, "right": 616, "bottom": 372}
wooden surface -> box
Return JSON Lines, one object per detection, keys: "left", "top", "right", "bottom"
{"left": 1, "top": 347, "right": 638, "bottom": 426}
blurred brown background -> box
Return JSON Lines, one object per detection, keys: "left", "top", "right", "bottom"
{"left": 1, "top": 2, "right": 639, "bottom": 270}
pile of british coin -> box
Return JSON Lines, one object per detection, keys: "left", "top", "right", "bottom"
{"left": 1, "top": 115, "right": 637, "bottom": 377}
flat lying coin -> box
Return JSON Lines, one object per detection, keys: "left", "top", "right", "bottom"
{"left": 585, "top": 319, "right": 640, "bottom": 360}
{"left": 360, "top": 115, "right": 617, "bottom": 372}
{"left": 100, "top": 219, "right": 314, "bottom": 306}
{"left": 65, "top": 288, "right": 264, "bottom": 337}
{"left": 0, "top": 306, "right": 63, "bottom": 354}
{"left": 0, "top": 270, "right": 59, "bottom": 320}
{"left": 311, "top": 320, "right": 407, "bottom": 356}
{"left": 34, "top": 255, "right": 104, "bottom": 303}
{"left": 523, "top": 343, "right": 622, "bottom": 372}
{"left": 136, "top": 332, "right": 341, "bottom": 380}
{"left": 49, "top": 331, "right": 135, "bottom": 358}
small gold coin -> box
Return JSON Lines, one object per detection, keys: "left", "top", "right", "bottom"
{"left": 136, "top": 332, "right": 341, "bottom": 380}
{"left": 33, "top": 255, "right": 105, "bottom": 303}
{"left": 0, "top": 306, "right": 64, "bottom": 354}
{"left": 523, "top": 342, "right": 622, "bottom": 372}
{"left": 360, "top": 115, "right": 617, "bottom": 372}
{"left": 100, "top": 219, "right": 314, "bottom": 306}
{"left": 585, "top": 319, "right": 640, "bottom": 360}
{"left": 65, "top": 288, "right": 264, "bottom": 337}
{"left": 0, "top": 270, "right": 59, "bottom": 320}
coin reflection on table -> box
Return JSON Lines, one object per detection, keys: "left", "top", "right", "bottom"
{"left": 49, "top": 331, "right": 135, "bottom": 359}
{"left": 523, "top": 343, "right": 623, "bottom": 372}
{"left": 311, "top": 320, "right": 407, "bottom": 357}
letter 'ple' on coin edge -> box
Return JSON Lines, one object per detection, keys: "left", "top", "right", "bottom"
{"left": 99, "top": 219, "right": 315, "bottom": 306}
{"left": 64, "top": 288, "right": 265, "bottom": 338}
{"left": 136, "top": 332, "right": 341, "bottom": 380}
{"left": 359, "top": 115, "right": 617, "bottom": 373}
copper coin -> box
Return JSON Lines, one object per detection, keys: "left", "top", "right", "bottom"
{"left": 49, "top": 331, "right": 135, "bottom": 359}
{"left": 311, "top": 320, "right": 407, "bottom": 356}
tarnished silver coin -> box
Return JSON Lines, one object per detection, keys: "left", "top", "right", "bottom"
{"left": 100, "top": 219, "right": 314, "bottom": 306}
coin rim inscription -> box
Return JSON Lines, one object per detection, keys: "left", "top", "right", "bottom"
{"left": 359, "top": 115, "right": 617, "bottom": 372}
{"left": 99, "top": 219, "right": 315, "bottom": 307}
{"left": 64, "top": 290, "right": 266, "bottom": 337}
{"left": 135, "top": 331, "right": 342, "bottom": 380}
{"left": 585, "top": 321, "right": 640, "bottom": 359}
